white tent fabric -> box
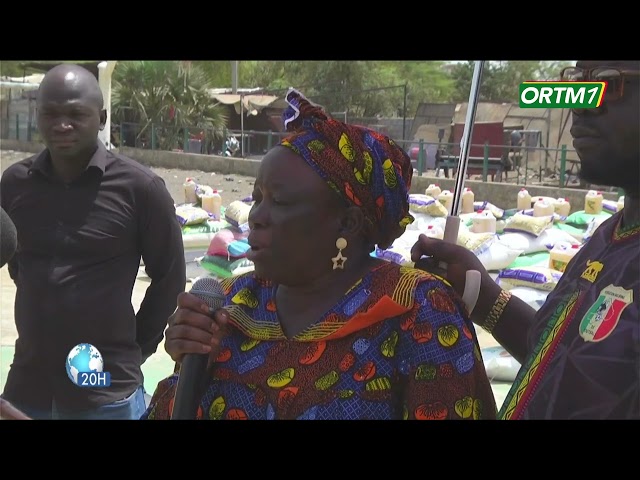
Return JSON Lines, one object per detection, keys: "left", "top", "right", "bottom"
{"left": 209, "top": 93, "right": 286, "bottom": 116}
{"left": 0, "top": 73, "right": 44, "bottom": 91}
{"left": 97, "top": 61, "right": 117, "bottom": 149}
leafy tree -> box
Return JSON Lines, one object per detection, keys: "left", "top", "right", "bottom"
{"left": 112, "top": 61, "right": 227, "bottom": 150}
{"left": 0, "top": 61, "right": 32, "bottom": 77}
{"left": 537, "top": 61, "right": 575, "bottom": 80}
{"left": 105, "top": 60, "right": 578, "bottom": 148}
{"left": 235, "top": 60, "right": 455, "bottom": 118}
{"left": 449, "top": 61, "right": 574, "bottom": 103}
{"left": 191, "top": 61, "right": 235, "bottom": 89}
{"left": 240, "top": 61, "right": 296, "bottom": 93}
{"left": 386, "top": 61, "right": 456, "bottom": 113}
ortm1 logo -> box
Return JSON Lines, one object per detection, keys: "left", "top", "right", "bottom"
{"left": 519, "top": 81, "right": 606, "bottom": 109}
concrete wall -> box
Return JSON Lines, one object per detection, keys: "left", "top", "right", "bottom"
{"left": 0, "top": 139, "right": 45, "bottom": 154}
{"left": 1, "top": 141, "right": 619, "bottom": 214}
{"left": 0, "top": 141, "right": 263, "bottom": 177}
{"left": 116, "top": 146, "right": 263, "bottom": 177}
{"left": 118, "top": 146, "right": 619, "bottom": 212}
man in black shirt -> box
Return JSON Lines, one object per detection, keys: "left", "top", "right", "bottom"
{"left": 0, "top": 64, "right": 186, "bottom": 419}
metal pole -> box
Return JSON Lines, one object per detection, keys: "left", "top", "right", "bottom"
{"left": 240, "top": 93, "right": 244, "bottom": 157}
{"left": 449, "top": 61, "right": 485, "bottom": 217}
{"left": 231, "top": 61, "right": 238, "bottom": 94}
{"left": 439, "top": 61, "right": 485, "bottom": 314}
{"left": 402, "top": 83, "right": 407, "bottom": 141}
{"left": 545, "top": 108, "right": 551, "bottom": 174}
{"left": 559, "top": 144, "right": 567, "bottom": 188}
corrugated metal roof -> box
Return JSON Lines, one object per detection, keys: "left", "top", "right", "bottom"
{"left": 410, "top": 102, "right": 456, "bottom": 139}
{"left": 453, "top": 102, "right": 512, "bottom": 123}
{"left": 411, "top": 101, "right": 578, "bottom": 170}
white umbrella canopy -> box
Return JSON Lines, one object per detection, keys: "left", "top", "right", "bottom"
{"left": 97, "top": 61, "right": 117, "bottom": 149}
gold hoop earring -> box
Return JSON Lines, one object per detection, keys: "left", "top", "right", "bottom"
{"left": 332, "top": 237, "right": 348, "bottom": 270}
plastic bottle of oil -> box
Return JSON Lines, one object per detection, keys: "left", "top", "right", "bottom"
{"left": 183, "top": 178, "right": 198, "bottom": 204}
{"left": 533, "top": 197, "right": 554, "bottom": 217}
{"left": 584, "top": 190, "right": 603, "bottom": 214}
{"left": 549, "top": 243, "right": 580, "bottom": 272}
{"left": 461, "top": 188, "right": 475, "bottom": 214}
{"left": 471, "top": 210, "right": 497, "bottom": 234}
{"left": 517, "top": 188, "right": 532, "bottom": 211}
{"left": 554, "top": 198, "right": 571, "bottom": 217}
{"left": 437, "top": 190, "right": 454, "bottom": 215}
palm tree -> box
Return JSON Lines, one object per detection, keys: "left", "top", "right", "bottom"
{"left": 112, "top": 61, "right": 227, "bottom": 151}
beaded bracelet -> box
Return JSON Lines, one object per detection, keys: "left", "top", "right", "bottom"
{"left": 482, "top": 289, "right": 512, "bottom": 335}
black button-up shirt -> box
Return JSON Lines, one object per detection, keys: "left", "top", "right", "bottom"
{"left": 0, "top": 143, "right": 185, "bottom": 411}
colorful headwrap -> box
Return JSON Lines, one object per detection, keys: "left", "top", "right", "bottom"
{"left": 279, "top": 88, "right": 414, "bottom": 249}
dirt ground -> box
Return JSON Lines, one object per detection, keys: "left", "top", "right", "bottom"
{"left": 0, "top": 150, "right": 257, "bottom": 206}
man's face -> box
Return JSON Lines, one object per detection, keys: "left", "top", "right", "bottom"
{"left": 36, "top": 77, "right": 105, "bottom": 158}
{"left": 566, "top": 60, "right": 640, "bottom": 193}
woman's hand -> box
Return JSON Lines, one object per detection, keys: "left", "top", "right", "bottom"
{"left": 411, "top": 234, "right": 501, "bottom": 325}
{"left": 165, "top": 292, "right": 230, "bottom": 364}
{"left": 411, "top": 235, "right": 489, "bottom": 297}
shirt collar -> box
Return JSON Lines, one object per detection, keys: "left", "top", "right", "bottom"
{"left": 28, "top": 140, "right": 110, "bottom": 178}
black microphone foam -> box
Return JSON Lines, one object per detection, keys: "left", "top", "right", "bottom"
{"left": 171, "top": 276, "right": 226, "bottom": 420}
{"left": 1, "top": 207, "right": 17, "bottom": 268}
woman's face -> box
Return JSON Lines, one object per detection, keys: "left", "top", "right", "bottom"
{"left": 247, "top": 146, "right": 345, "bottom": 286}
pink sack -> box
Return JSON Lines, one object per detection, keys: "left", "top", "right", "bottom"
{"left": 206, "top": 229, "right": 237, "bottom": 257}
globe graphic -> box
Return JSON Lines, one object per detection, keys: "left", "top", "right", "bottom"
{"left": 66, "top": 343, "right": 104, "bottom": 386}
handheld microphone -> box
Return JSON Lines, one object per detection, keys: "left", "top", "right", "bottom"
{"left": 1, "top": 207, "right": 18, "bottom": 268}
{"left": 171, "top": 276, "right": 226, "bottom": 420}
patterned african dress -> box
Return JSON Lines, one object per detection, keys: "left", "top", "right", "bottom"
{"left": 499, "top": 211, "right": 640, "bottom": 419}
{"left": 143, "top": 262, "right": 497, "bottom": 420}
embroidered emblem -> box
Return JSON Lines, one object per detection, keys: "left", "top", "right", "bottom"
{"left": 580, "top": 260, "right": 604, "bottom": 283}
{"left": 579, "top": 285, "right": 633, "bottom": 342}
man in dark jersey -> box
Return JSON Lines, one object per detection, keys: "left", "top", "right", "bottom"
{"left": 410, "top": 60, "right": 639, "bottom": 419}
